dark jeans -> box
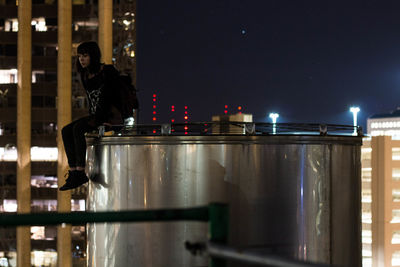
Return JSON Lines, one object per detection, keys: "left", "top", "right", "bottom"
{"left": 61, "top": 116, "right": 98, "bottom": 168}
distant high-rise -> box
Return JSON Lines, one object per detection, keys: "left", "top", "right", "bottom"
{"left": 0, "top": 0, "right": 136, "bottom": 265}
{"left": 362, "top": 108, "right": 400, "bottom": 267}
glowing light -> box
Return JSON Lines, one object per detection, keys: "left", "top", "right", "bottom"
{"left": 184, "top": 106, "right": 188, "bottom": 110}
{"left": 153, "top": 111, "right": 156, "bottom": 115}
{"left": 171, "top": 119, "right": 175, "bottom": 123}
{"left": 153, "top": 117, "right": 156, "bottom": 121}
{"left": 184, "top": 126, "right": 188, "bottom": 130}
{"left": 350, "top": 106, "right": 360, "bottom": 136}
{"left": 269, "top": 113, "right": 279, "bottom": 134}
{"left": 184, "top": 116, "right": 188, "bottom": 120}
{"left": 153, "top": 98, "right": 156, "bottom": 102}
{"left": 238, "top": 106, "right": 242, "bottom": 110}
{"left": 153, "top": 94, "right": 156, "bottom": 98}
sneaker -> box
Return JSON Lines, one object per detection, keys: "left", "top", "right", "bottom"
{"left": 59, "top": 170, "right": 89, "bottom": 191}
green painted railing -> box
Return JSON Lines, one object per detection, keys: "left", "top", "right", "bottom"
{"left": 0, "top": 203, "right": 229, "bottom": 267}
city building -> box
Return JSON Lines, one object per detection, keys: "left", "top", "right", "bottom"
{"left": 0, "top": 0, "right": 136, "bottom": 265}
{"left": 368, "top": 108, "right": 400, "bottom": 137}
{"left": 362, "top": 108, "right": 400, "bottom": 267}
{"left": 211, "top": 113, "right": 253, "bottom": 134}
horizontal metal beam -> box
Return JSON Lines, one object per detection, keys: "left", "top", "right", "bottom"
{"left": 207, "top": 242, "right": 331, "bottom": 267}
{"left": 0, "top": 206, "right": 210, "bottom": 227}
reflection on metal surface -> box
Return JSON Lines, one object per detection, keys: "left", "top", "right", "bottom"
{"left": 88, "top": 122, "right": 363, "bottom": 137}
{"left": 86, "top": 135, "right": 362, "bottom": 267}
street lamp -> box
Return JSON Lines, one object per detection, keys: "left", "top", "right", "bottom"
{"left": 349, "top": 107, "right": 360, "bottom": 136}
{"left": 269, "top": 113, "right": 279, "bottom": 134}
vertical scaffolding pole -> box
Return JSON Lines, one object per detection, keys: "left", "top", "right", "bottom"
{"left": 98, "top": 0, "right": 113, "bottom": 64}
{"left": 209, "top": 203, "right": 229, "bottom": 267}
{"left": 17, "top": 0, "right": 32, "bottom": 266}
{"left": 57, "top": 0, "right": 72, "bottom": 266}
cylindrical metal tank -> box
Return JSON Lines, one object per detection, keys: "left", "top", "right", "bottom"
{"left": 86, "top": 135, "right": 361, "bottom": 267}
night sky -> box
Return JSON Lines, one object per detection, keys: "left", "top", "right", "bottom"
{"left": 136, "top": 1, "right": 400, "bottom": 131}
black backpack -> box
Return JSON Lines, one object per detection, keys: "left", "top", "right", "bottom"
{"left": 101, "top": 66, "right": 138, "bottom": 119}
{"left": 117, "top": 73, "right": 139, "bottom": 119}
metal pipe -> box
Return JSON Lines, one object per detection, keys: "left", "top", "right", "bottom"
{"left": 207, "top": 242, "right": 331, "bottom": 267}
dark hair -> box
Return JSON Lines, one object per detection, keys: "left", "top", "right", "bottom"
{"left": 76, "top": 41, "right": 102, "bottom": 74}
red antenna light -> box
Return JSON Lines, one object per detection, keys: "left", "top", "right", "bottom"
{"left": 152, "top": 93, "right": 157, "bottom": 121}
{"left": 224, "top": 105, "right": 228, "bottom": 114}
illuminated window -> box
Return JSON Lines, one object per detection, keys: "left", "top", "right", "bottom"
{"left": 31, "top": 175, "right": 57, "bottom": 188}
{"left": 0, "top": 147, "right": 58, "bottom": 161}
{"left": 31, "top": 147, "right": 58, "bottom": 161}
{"left": 393, "top": 251, "right": 400, "bottom": 266}
{"left": 0, "top": 146, "right": 17, "bottom": 161}
{"left": 31, "top": 251, "right": 57, "bottom": 267}
{"left": 392, "top": 210, "right": 400, "bottom": 223}
{"left": 4, "top": 18, "right": 18, "bottom": 32}
{"left": 394, "top": 169, "right": 400, "bottom": 181}
{"left": 362, "top": 168, "right": 372, "bottom": 182}
{"left": 393, "top": 231, "right": 400, "bottom": 244}
{"left": 362, "top": 209, "right": 372, "bottom": 224}
{"left": 361, "top": 147, "right": 371, "bottom": 161}
{"left": 32, "top": 200, "right": 57, "bottom": 212}
{"left": 71, "top": 199, "right": 85, "bottom": 211}
{"left": 362, "top": 189, "right": 371, "bottom": 203}
{"left": 0, "top": 69, "right": 46, "bottom": 84}
{"left": 362, "top": 230, "right": 372, "bottom": 244}
{"left": 2, "top": 199, "right": 17, "bottom": 212}
{"left": 394, "top": 189, "right": 400, "bottom": 202}
{"left": 0, "top": 69, "right": 17, "bottom": 84}
{"left": 362, "top": 243, "right": 372, "bottom": 257}
{"left": 31, "top": 18, "right": 47, "bottom": 32}
{"left": 31, "top": 226, "right": 46, "bottom": 240}
{"left": 362, "top": 257, "right": 372, "bottom": 267}
{"left": 393, "top": 148, "right": 400, "bottom": 160}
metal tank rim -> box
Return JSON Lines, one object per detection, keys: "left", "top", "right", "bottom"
{"left": 86, "top": 134, "right": 363, "bottom": 146}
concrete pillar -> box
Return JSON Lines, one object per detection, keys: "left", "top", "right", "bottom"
{"left": 16, "top": 0, "right": 31, "bottom": 266}
{"left": 57, "top": 0, "right": 72, "bottom": 266}
{"left": 98, "top": 0, "right": 113, "bottom": 64}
